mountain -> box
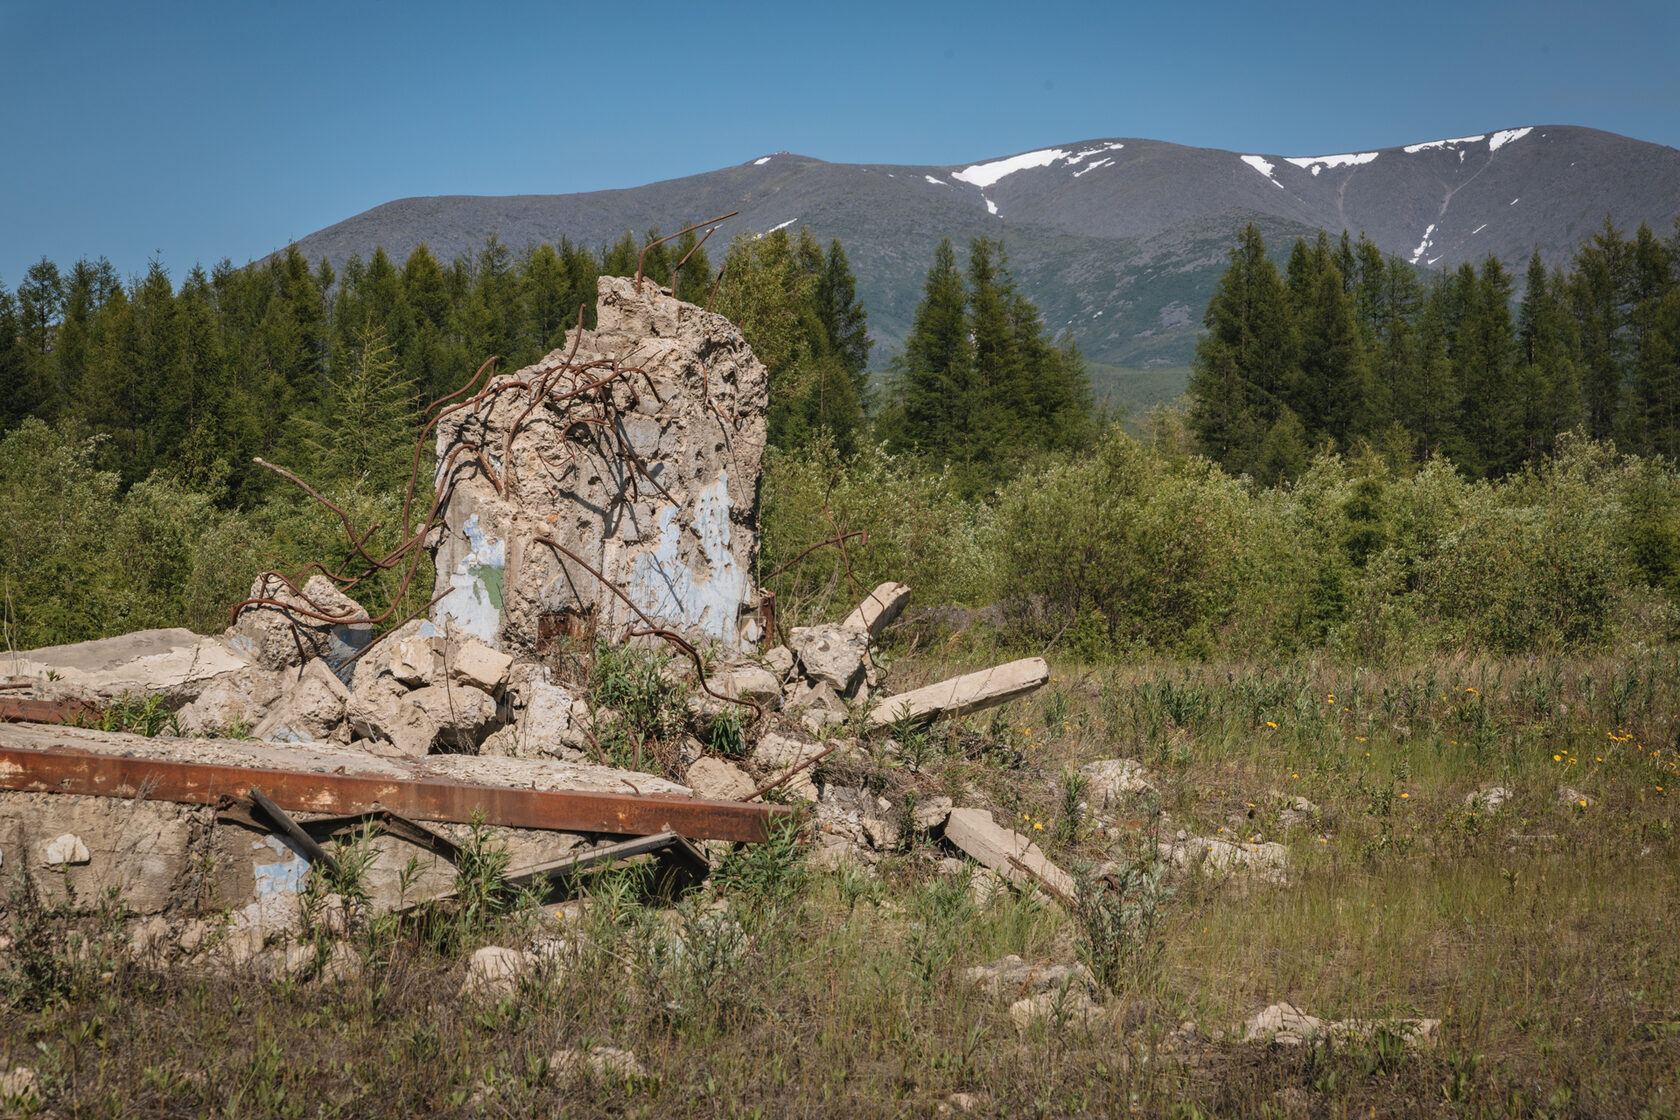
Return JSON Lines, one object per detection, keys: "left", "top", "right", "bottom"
{"left": 288, "top": 126, "right": 1680, "bottom": 373}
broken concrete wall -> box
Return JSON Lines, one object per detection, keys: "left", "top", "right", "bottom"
{"left": 428, "top": 275, "right": 770, "bottom": 657}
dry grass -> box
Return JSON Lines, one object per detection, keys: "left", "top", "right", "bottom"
{"left": 2, "top": 649, "right": 1677, "bottom": 1118}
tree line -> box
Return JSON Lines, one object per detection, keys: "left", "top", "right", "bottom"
{"left": 0, "top": 225, "right": 877, "bottom": 503}
{"left": 1188, "top": 219, "right": 1680, "bottom": 482}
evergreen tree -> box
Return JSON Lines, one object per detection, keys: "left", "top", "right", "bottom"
{"left": 1453, "top": 258, "right": 1519, "bottom": 475}
{"left": 1570, "top": 217, "right": 1632, "bottom": 440}
{"left": 1187, "top": 224, "right": 1298, "bottom": 478}
{"left": 1516, "top": 252, "right": 1580, "bottom": 461}
{"left": 0, "top": 281, "right": 27, "bottom": 430}
{"left": 15, "top": 257, "right": 64, "bottom": 419}
{"left": 894, "top": 238, "right": 975, "bottom": 463}
{"left": 302, "top": 322, "right": 418, "bottom": 491}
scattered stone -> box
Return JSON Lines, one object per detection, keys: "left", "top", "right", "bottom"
{"left": 912, "top": 795, "right": 954, "bottom": 832}
{"left": 763, "top": 645, "right": 795, "bottom": 678}
{"left": 42, "top": 832, "right": 90, "bottom": 865}
{"left": 1557, "top": 786, "right": 1594, "bottom": 808}
{"left": 788, "top": 624, "right": 871, "bottom": 696}
{"left": 1243, "top": 1001, "right": 1440, "bottom": 1048}
{"left": 1275, "top": 793, "right": 1319, "bottom": 829}
{"left": 1009, "top": 988, "right": 1104, "bottom": 1031}
{"left": 788, "top": 679, "right": 848, "bottom": 733}
{"left": 859, "top": 816, "right": 900, "bottom": 850}
{"left": 1465, "top": 785, "right": 1514, "bottom": 813}
{"left": 962, "top": 955, "right": 1097, "bottom": 1000}
{"left": 842, "top": 581, "right": 912, "bottom": 640}
{"left": 408, "top": 682, "right": 499, "bottom": 751}
{"left": 387, "top": 633, "right": 446, "bottom": 686}
{"left": 512, "top": 672, "right": 590, "bottom": 756}
{"left": 685, "top": 757, "right": 756, "bottom": 802}
{"left": 1157, "top": 835, "right": 1288, "bottom": 884}
{"left": 867, "top": 658, "right": 1050, "bottom": 734}
{"left": 940, "top": 1091, "right": 985, "bottom": 1114}
{"left": 449, "top": 638, "right": 514, "bottom": 694}
{"left": 462, "top": 945, "right": 528, "bottom": 999}
{"left": 550, "top": 1046, "right": 647, "bottom": 1080}
{"left": 1080, "top": 758, "right": 1155, "bottom": 809}
{"left": 944, "top": 807, "right": 1075, "bottom": 903}
{"left": 253, "top": 658, "right": 351, "bottom": 744}
{"left": 0, "top": 1067, "right": 38, "bottom": 1103}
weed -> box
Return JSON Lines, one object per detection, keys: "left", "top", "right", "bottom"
{"left": 92, "top": 690, "right": 178, "bottom": 737}
{"left": 1073, "top": 855, "right": 1170, "bottom": 996}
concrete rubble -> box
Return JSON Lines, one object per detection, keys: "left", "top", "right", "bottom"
{"left": 0, "top": 277, "right": 1074, "bottom": 973}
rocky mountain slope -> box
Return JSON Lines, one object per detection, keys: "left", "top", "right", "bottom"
{"left": 288, "top": 126, "right": 1680, "bottom": 371}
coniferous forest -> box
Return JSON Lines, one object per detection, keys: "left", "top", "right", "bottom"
{"left": 3, "top": 219, "right": 1680, "bottom": 661}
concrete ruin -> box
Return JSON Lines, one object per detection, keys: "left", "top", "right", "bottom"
{"left": 0, "top": 275, "right": 1058, "bottom": 965}
{"left": 428, "top": 274, "right": 771, "bottom": 655}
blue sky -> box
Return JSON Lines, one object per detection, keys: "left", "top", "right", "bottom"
{"left": 2, "top": 0, "right": 1676, "bottom": 286}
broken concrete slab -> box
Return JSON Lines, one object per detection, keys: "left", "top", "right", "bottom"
{"left": 174, "top": 666, "right": 286, "bottom": 737}
{"left": 867, "top": 658, "right": 1050, "bottom": 733}
{"left": 763, "top": 645, "right": 795, "bottom": 679}
{"left": 788, "top": 624, "right": 871, "bottom": 696}
{"left": 252, "top": 658, "right": 350, "bottom": 744}
{"left": 842, "top": 581, "right": 911, "bottom": 640}
{"left": 449, "top": 639, "right": 514, "bottom": 694}
{"left": 751, "top": 732, "right": 823, "bottom": 802}
{"left": 407, "top": 682, "right": 500, "bottom": 752}
{"left": 428, "top": 275, "right": 770, "bottom": 655}
{"left": 346, "top": 674, "right": 439, "bottom": 758}
{"left": 943, "top": 807, "right": 1075, "bottom": 904}
{"left": 8, "top": 627, "right": 257, "bottom": 708}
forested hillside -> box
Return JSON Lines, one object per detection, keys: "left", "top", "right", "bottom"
{"left": 1188, "top": 219, "right": 1680, "bottom": 482}
{"left": 3, "top": 220, "right": 1679, "bottom": 664}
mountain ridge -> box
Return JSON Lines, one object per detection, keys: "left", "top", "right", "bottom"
{"left": 285, "top": 125, "right": 1680, "bottom": 370}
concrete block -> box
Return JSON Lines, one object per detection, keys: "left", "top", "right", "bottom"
{"left": 842, "top": 582, "right": 911, "bottom": 640}
{"left": 868, "top": 658, "right": 1050, "bottom": 733}
{"left": 944, "top": 807, "right": 1075, "bottom": 904}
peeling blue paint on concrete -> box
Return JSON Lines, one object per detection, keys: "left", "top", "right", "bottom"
{"left": 439, "top": 512, "right": 506, "bottom": 644}
{"left": 252, "top": 834, "right": 310, "bottom": 896}
{"left": 626, "top": 473, "right": 747, "bottom": 643}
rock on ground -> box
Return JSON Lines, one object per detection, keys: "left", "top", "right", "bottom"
{"left": 1243, "top": 1001, "right": 1440, "bottom": 1048}
{"left": 685, "top": 757, "right": 756, "bottom": 801}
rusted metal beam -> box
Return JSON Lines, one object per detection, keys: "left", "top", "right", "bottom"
{"left": 0, "top": 745, "right": 790, "bottom": 843}
{"left": 0, "top": 697, "right": 103, "bottom": 725}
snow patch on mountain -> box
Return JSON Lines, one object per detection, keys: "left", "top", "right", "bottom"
{"left": 1488, "top": 127, "right": 1533, "bottom": 152}
{"left": 1072, "top": 158, "right": 1115, "bottom": 178}
{"left": 1285, "top": 151, "right": 1379, "bottom": 175}
{"left": 754, "top": 156, "right": 772, "bottom": 165}
{"left": 1403, "top": 134, "right": 1485, "bottom": 154}
{"left": 1409, "top": 223, "right": 1437, "bottom": 265}
{"left": 1241, "top": 155, "right": 1285, "bottom": 188}
{"left": 925, "top": 175, "right": 947, "bottom": 185}
{"left": 983, "top": 197, "right": 998, "bottom": 216}
{"left": 954, "top": 148, "right": 1070, "bottom": 188}
{"left": 1066, "top": 142, "right": 1125, "bottom": 165}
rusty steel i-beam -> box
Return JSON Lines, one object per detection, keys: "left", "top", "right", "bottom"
{"left": 0, "top": 745, "right": 790, "bottom": 843}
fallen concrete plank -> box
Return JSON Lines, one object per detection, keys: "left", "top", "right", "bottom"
{"left": 944, "top": 807, "right": 1075, "bottom": 905}
{"left": 867, "top": 658, "right": 1050, "bottom": 733}
{"left": 841, "top": 582, "right": 911, "bottom": 640}
{"left": 0, "top": 731, "right": 791, "bottom": 844}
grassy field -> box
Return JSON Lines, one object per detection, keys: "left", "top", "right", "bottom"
{"left": 2, "top": 649, "right": 1677, "bottom": 1118}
